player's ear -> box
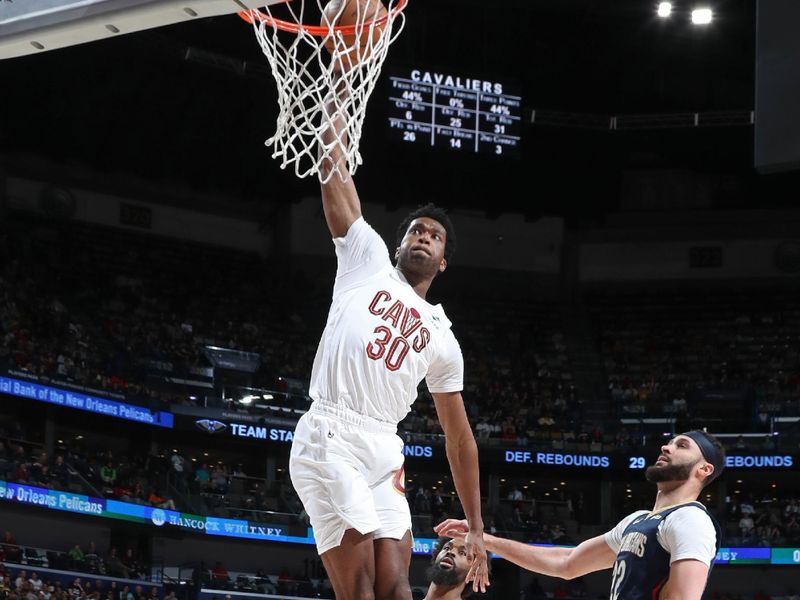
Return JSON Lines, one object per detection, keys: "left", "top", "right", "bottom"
{"left": 439, "top": 258, "right": 447, "bottom": 273}
{"left": 699, "top": 461, "right": 714, "bottom": 481}
{"left": 395, "top": 247, "right": 401, "bottom": 261}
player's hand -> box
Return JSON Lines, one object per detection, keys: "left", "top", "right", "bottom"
{"left": 435, "top": 519, "right": 490, "bottom": 592}
{"left": 464, "top": 527, "right": 490, "bottom": 594}
{"left": 433, "top": 518, "right": 468, "bottom": 540}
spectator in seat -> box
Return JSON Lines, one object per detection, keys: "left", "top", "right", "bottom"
{"left": 3, "top": 532, "right": 20, "bottom": 563}
{"left": 15, "top": 571, "right": 28, "bottom": 590}
{"left": 147, "top": 490, "right": 176, "bottom": 511}
{"left": 100, "top": 462, "right": 117, "bottom": 488}
{"left": 68, "top": 578, "right": 84, "bottom": 599}
{"left": 193, "top": 464, "right": 210, "bottom": 492}
{"left": 277, "top": 569, "right": 296, "bottom": 597}
{"left": 27, "top": 454, "right": 47, "bottom": 486}
{"left": 122, "top": 550, "right": 143, "bottom": 580}
{"left": 210, "top": 562, "right": 229, "bottom": 584}
{"left": 474, "top": 418, "right": 491, "bottom": 439}
{"left": 415, "top": 487, "right": 431, "bottom": 515}
{"left": 508, "top": 487, "right": 524, "bottom": 502}
{"left": 170, "top": 451, "right": 186, "bottom": 491}
{"left": 740, "top": 498, "right": 755, "bottom": 516}
{"left": 105, "top": 548, "right": 129, "bottom": 579}
{"left": 0, "top": 573, "right": 10, "bottom": 596}
{"left": 739, "top": 513, "right": 754, "bottom": 538}
{"left": 28, "top": 575, "right": 42, "bottom": 592}
{"left": 51, "top": 456, "right": 71, "bottom": 488}
{"left": 85, "top": 542, "right": 102, "bottom": 574}
{"left": 210, "top": 466, "right": 228, "bottom": 495}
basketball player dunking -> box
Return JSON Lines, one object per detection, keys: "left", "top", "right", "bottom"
{"left": 287, "top": 97, "right": 489, "bottom": 598}
{"left": 437, "top": 430, "right": 726, "bottom": 600}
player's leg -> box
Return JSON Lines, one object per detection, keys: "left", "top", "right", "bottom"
{"left": 372, "top": 467, "right": 413, "bottom": 600}
{"left": 320, "top": 529, "right": 377, "bottom": 600}
{"left": 374, "top": 532, "right": 413, "bottom": 600}
{"left": 289, "top": 411, "right": 384, "bottom": 598}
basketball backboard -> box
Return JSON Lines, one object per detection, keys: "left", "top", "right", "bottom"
{"left": 0, "top": 0, "right": 286, "bottom": 60}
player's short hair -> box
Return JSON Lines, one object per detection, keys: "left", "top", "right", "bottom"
{"left": 431, "top": 537, "right": 491, "bottom": 599}
{"left": 396, "top": 203, "right": 457, "bottom": 263}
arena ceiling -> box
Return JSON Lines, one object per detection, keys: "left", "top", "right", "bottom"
{"left": 3, "top": 0, "right": 795, "bottom": 221}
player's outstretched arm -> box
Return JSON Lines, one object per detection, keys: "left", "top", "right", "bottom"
{"left": 435, "top": 519, "right": 616, "bottom": 580}
{"left": 432, "top": 391, "right": 489, "bottom": 593}
{"left": 319, "top": 83, "right": 361, "bottom": 238}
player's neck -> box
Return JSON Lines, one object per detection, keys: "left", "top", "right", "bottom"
{"left": 652, "top": 483, "right": 701, "bottom": 512}
{"left": 424, "top": 583, "right": 464, "bottom": 600}
{"left": 397, "top": 266, "right": 433, "bottom": 299}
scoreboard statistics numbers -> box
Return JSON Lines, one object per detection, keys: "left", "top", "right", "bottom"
{"left": 388, "top": 69, "right": 522, "bottom": 156}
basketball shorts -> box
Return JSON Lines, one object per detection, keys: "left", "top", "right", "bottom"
{"left": 289, "top": 401, "right": 411, "bottom": 555}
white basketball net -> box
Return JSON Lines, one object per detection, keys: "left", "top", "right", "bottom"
{"left": 247, "top": 1, "right": 407, "bottom": 182}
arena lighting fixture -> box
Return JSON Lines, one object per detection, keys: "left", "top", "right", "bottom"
{"left": 239, "top": 394, "right": 257, "bottom": 404}
{"left": 657, "top": 2, "right": 672, "bottom": 18}
{"left": 691, "top": 7, "right": 713, "bottom": 24}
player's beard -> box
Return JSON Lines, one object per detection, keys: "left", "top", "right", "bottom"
{"left": 426, "top": 562, "right": 464, "bottom": 587}
{"left": 645, "top": 460, "right": 696, "bottom": 483}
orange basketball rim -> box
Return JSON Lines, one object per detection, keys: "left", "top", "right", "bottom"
{"left": 238, "top": 0, "right": 409, "bottom": 37}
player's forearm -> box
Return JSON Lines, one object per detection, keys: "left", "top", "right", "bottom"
{"left": 484, "top": 535, "right": 572, "bottom": 579}
{"left": 445, "top": 433, "right": 483, "bottom": 531}
{"left": 319, "top": 77, "right": 350, "bottom": 180}
{"left": 318, "top": 90, "right": 360, "bottom": 237}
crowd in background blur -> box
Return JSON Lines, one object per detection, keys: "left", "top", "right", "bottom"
{"left": 591, "top": 288, "right": 800, "bottom": 427}
{"left": 3, "top": 218, "right": 799, "bottom": 451}
{"left": 0, "top": 218, "right": 590, "bottom": 447}
{"left": 0, "top": 527, "right": 151, "bottom": 591}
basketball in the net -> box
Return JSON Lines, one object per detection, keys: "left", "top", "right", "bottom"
{"left": 321, "top": 0, "right": 389, "bottom": 67}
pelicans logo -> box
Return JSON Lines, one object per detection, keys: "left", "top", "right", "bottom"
{"left": 195, "top": 419, "right": 227, "bottom": 434}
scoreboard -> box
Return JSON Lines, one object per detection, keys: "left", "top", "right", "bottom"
{"left": 387, "top": 69, "right": 522, "bottom": 157}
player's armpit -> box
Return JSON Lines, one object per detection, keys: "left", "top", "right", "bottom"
{"left": 663, "top": 559, "right": 710, "bottom": 600}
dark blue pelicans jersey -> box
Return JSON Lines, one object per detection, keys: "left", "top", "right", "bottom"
{"left": 608, "top": 502, "right": 722, "bottom": 600}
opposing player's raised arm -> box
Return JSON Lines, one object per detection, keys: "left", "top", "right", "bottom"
{"left": 435, "top": 520, "right": 616, "bottom": 581}
{"left": 319, "top": 85, "right": 361, "bottom": 238}
{"left": 432, "top": 391, "right": 488, "bottom": 593}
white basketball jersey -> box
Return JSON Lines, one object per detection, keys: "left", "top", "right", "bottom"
{"left": 308, "top": 217, "right": 464, "bottom": 425}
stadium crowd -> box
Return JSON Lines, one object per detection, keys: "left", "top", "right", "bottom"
{"left": 0, "top": 216, "right": 591, "bottom": 446}
{"left": 590, "top": 287, "right": 800, "bottom": 425}
{"left": 5, "top": 217, "right": 800, "bottom": 449}
{"left": 0, "top": 528, "right": 151, "bottom": 586}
